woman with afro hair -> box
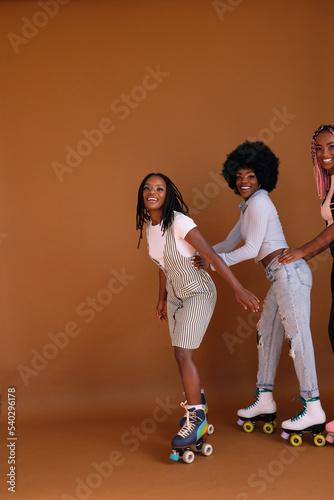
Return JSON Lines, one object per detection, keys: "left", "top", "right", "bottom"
{"left": 193, "top": 141, "right": 326, "bottom": 443}
{"left": 278, "top": 125, "right": 334, "bottom": 442}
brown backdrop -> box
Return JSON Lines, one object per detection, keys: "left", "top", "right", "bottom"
{"left": 1, "top": 1, "right": 334, "bottom": 499}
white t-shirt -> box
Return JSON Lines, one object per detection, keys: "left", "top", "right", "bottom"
{"left": 213, "top": 189, "right": 288, "bottom": 266}
{"left": 147, "top": 211, "right": 197, "bottom": 267}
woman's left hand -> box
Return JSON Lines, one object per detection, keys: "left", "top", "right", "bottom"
{"left": 277, "top": 248, "right": 303, "bottom": 265}
{"left": 191, "top": 254, "right": 209, "bottom": 269}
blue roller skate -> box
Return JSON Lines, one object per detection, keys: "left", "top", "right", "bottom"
{"left": 179, "top": 390, "right": 214, "bottom": 435}
{"left": 170, "top": 406, "right": 213, "bottom": 464}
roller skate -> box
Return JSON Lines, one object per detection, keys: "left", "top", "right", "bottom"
{"left": 281, "top": 396, "right": 326, "bottom": 447}
{"left": 237, "top": 388, "right": 277, "bottom": 434}
{"left": 170, "top": 406, "right": 213, "bottom": 464}
{"left": 325, "top": 419, "right": 334, "bottom": 444}
{"left": 179, "top": 390, "right": 214, "bottom": 435}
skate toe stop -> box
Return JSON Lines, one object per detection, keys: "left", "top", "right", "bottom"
{"left": 326, "top": 434, "right": 334, "bottom": 444}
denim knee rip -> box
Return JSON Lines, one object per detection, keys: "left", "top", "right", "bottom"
{"left": 257, "top": 328, "right": 296, "bottom": 359}
{"left": 286, "top": 335, "right": 296, "bottom": 359}
{"left": 257, "top": 331, "right": 264, "bottom": 350}
{"left": 279, "top": 306, "right": 297, "bottom": 359}
{"left": 256, "top": 306, "right": 297, "bottom": 360}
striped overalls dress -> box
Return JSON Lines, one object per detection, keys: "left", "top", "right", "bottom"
{"left": 147, "top": 221, "right": 217, "bottom": 349}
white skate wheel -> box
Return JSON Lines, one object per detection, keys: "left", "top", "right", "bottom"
{"left": 207, "top": 423, "right": 214, "bottom": 435}
{"left": 182, "top": 450, "right": 195, "bottom": 464}
{"left": 201, "top": 443, "right": 213, "bottom": 456}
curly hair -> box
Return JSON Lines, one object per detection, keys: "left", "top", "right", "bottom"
{"left": 136, "top": 173, "right": 189, "bottom": 248}
{"left": 311, "top": 124, "right": 334, "bottom": 200}
{"left": 221, "top": 141, "right": 279, "bottom": 194}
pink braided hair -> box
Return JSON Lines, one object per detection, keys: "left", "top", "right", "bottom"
{"left": 311, "top": 124, "right": 334, "bottom": 199}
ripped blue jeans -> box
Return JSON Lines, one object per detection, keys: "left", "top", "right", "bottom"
{"left": 257, "top": 256, "right": 319, "bottom": 399}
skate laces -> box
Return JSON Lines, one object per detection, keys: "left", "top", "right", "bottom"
{"left": 180, "top": 400, "right": 188, "bottom": 420}
{"left": 244, "top": 388, "right": 271, "bottom": 410}
{"left": 244, "top": 389, "right": 260, "bottom": 410}
{"left": 177, "top": 403, "right": 203, "bottom": 438}
{"left": 291, "top": 397, "right": 307, "bottom": 421}
{"left": 290, "top": 396, "right": 320, "bottom": 422}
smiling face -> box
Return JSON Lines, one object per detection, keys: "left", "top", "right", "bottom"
{"left": 142, "top": 175, "right": 167, "bottom": 222}
{"left": 235, "top": 168, "right": 260, "bottom": 201}
{"left": 315, "top": 131, "right": 334, "bottom": 175}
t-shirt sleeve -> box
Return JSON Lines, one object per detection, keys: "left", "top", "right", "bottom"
{"left": 173, "top": 213, "right": 197, "bottom": 239}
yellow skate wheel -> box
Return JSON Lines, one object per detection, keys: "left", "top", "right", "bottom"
{"left": 273, "top": 420, "right": 277, "bottom": 429}
{"left": 243, "top": 421, "right": 255, "bottom": 433}
{"left": 182, "top": 450, "right": 195, "bottom": 464}
{"left": 314, "top": 434, "right": 326, "bottom": 447}
{"left": 263, "top": 422, "right": 275, "bottom": 435}
{"left": 290, "top": 434, "right": 302, "bottom": 447}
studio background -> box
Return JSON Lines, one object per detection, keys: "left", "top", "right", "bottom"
{"left": 0, "top": 1, "right": 334, "bottom": 499}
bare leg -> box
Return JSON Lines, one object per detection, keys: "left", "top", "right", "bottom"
{"left": 174, "top": 347, "right": 201, "bottom": 406}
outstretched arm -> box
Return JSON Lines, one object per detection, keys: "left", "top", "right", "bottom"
{"left": 191, "top": 220, "right": 242, "bottom": 269}
{"left": 185, "top": 227, "right": 260, "bottom": 312}
{"left": 278, "top": 224, "right": 334, "bottom": 265}
{"left": 214, "top": 197, "right": 270, "bottom": 266}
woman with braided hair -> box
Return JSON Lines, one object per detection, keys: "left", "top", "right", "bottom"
{"left": 136, "top": 172, "right": 259, "bottom": 458}
{"left": 278, "top": 125, "right": 334, "bottom": 441}
{"left": 279, "top": 125, "right": 334, "bottom": 351}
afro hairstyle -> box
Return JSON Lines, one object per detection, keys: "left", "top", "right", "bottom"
{"left": 222, "top": 141, "right": 279, "bottom": 194}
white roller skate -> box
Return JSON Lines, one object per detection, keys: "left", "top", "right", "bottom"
{"left": 170, "top": 405, "right": 213, "bottom": 464}
{"left": 237, "top": 388, "right": 277, "bottom": 434}
{"left": 281, "top": 396, "right": 326, "bottom": 447}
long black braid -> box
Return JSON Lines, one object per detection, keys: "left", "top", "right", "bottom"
{"left": 136, "top": 173, "right": 189, "bottom": 248}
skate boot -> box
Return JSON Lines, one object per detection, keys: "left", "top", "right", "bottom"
{"left": 179, "top": 390, "right": 214, "bottom": 434}
{"left": 281, "top": 396, "right": 326, "bottom": 447}
{"left": 170, "top": 406, "right": 213, "bottom": 463}
{"left": 325, "top": 419, "right": 334, "bottom": 444}
{"left": 237, "top": 388, "right": 277, "bottom": 434}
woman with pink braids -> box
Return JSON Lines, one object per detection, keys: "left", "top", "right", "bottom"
{"left": 278, "top": 124, "right": 334, "bottom": 442}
